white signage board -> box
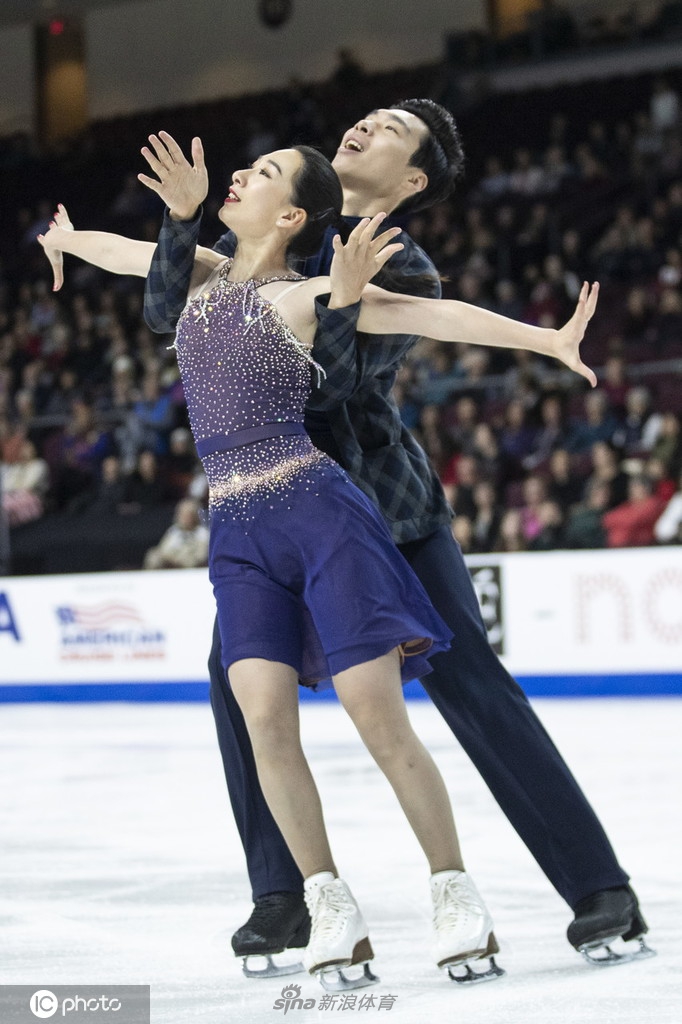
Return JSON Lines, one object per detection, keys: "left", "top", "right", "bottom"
{"left": 1, "top": 548, "right": 680, "bottom": 698}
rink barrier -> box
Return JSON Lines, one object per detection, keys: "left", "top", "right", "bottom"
{"left": 0, "top": 674, "right": 681, "bottom": 703}
{"left": 1, "top": 548, "right": 681, "bottom": 700}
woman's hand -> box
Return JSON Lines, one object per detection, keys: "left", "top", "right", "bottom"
{"left": 37, "top": 203, "right": 74, "bottom": 291}
{"left": 138, "top": 131, "right": 208, "bottom": 220}
{"left": 553, "top": 281, "right": 600, "bottom": 387}
{"left": 329, "top": 213, "right": 404, "bottom": 309}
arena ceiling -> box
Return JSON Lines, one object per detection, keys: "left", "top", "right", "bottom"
{"left": 0, "top": 1, "right": 300, "bottom": 28}
{"left": 0, "top": 0, "right": 163, "bottom": 29}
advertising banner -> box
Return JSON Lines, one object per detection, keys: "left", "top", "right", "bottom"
{"left": 0, "top": 570, "right": 215, "bottom": 699}
{"left": 466, "top": 548, "right": 682, "bottom": 693}
{"left": 1, "top": 548, "right": 680, "bottom": 700}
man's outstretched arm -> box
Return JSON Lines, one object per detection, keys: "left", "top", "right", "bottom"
{"left": 144, "top": 211, "right": 237, "bottom": 333}
{"left": 144, "top": 208, "right": 201, "bottom": 333}
{"left": 306, "top": 225, "right": 440, "bottom": 409}
{"left": 139, "top": 131, "right": 236, "bottom": 332}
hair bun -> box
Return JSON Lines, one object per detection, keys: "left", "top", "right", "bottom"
{"left": 311, "top": 206, "right": 343, "bottom": 228}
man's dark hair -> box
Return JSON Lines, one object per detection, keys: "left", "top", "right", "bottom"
{"left": 390, "top": 98, "right": 465, "bottom": 215}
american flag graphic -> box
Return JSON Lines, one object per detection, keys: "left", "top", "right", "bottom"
{"left": 56, "top": 602, "right": 145, "bottom": 628}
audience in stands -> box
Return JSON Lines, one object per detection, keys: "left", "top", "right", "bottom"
{"left": 654, "top": 468, "right": 682, "bottom": 543}
{"left": 602, "top": 475, "right": 668, "bottom": 547}
{"left": 0, "top": 439, "right": 49, "bottom": 525}
{"left": 142, "top": 498, "right": 209, "bottom": 570}
{"left": 0, "top": 54, "right": 680, "bottom": 571}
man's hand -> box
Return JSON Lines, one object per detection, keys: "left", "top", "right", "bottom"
{"left": 329, "top": 213, "right": 404, "bottom": 309}
{"left": 137, "top": 131, "right": 208, "bottom": 220}
{"left": 36, "top": 203, "right": 74, "bottom": 291}
{"left": 553, "top": 281, "right": 600, "bottom": 387}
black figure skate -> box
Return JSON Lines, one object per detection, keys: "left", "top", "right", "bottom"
{"left": 232, "top": 891, "right": 310, "bottom": 978}
{"left": 568, "top": 886, "right": 656, "bottom": 966}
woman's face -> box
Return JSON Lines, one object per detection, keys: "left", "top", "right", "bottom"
{"left": 219, "top": 148, "right": 304, "bottom": 237}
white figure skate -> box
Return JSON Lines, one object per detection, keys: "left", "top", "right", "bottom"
{"left": 430, "top": 870, "right": 505, "bottom": 984}
{"left": 303, "top": 872, "right": 379, "bottom": 992}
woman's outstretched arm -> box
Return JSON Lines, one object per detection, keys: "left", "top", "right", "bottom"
{"left": 357, "top": 281, "right": 599, "bottom": 387}
{"left": 328, "top": 214, "right": 598, "bottom": 387}
{"left": 38, "top": 205, "right": 155, "bottom": 283}
{"left": 38, "top": 204, "right": 221, "bottom": 293}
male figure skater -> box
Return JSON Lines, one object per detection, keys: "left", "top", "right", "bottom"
{"left": 71, "top": 98, "right": 653, "bottom": 972}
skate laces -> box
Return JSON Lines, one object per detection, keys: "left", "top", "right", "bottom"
{"left": 433, "top": 875, "right": 484, "bottom": 929}
{"left": 245, "top": 892, "right": 302, "bottom": 930}
{"left": 306, "top": 883, "right": 357, "bottom": 943}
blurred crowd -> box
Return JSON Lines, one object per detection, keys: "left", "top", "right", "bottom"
{"left": 1, "top": 53, "right": 681, "bottom": 572}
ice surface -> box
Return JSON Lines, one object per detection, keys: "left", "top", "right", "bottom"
{"left": 0, "top": 698, "right": 680, "bottom": 1023}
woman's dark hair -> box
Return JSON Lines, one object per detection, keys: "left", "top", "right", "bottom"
{"left": 390, "top": 98, "right": 465, "bottom": 215}
{"left": 287, "top": 145, "right": 346, "bottom": 258}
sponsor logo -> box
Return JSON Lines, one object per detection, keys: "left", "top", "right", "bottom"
{"left": 0, "top": 591, "right": 21, "bottom": 642}
{"left": 55, "top": 601, "right": 166, "bottom": 662}
{"left": 469, "top": 564, "right": 504, "bottom": 655}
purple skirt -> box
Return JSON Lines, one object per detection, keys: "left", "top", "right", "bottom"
{"left": 208, "top": 451, "right": 452, "bottom": 689}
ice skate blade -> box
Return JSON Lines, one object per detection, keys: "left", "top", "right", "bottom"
{"left": 241, "top": 953, "right": 305, "bottom": 978}
{"left": 580, "top": 936, "right": 657, "bottom": 967}
{"left": 306, "top": 937, "right": 374, "bottom": 976}
{"left": 317, "top": 962, "right": 379, "bottom": 993}
{"left": 447, "top": 956, "right": 505, "bottom": 985}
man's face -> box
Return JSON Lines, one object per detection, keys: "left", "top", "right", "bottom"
{"left": 332, "top": 108, "right": 428, "bottom": 196}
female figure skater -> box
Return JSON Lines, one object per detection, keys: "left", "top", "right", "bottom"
{"left": 39, "top": 141, "right": 597, "bottom": 988}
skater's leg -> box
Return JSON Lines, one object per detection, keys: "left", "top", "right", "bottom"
{"left": 333, "top": 648, "right": 496, "bottom": 969}
{"left": 400, "top": 526, "right": 630, "bottom": 910}
{"left": 229, "top": 657, "right": 370, "bottom": 975}
{"left": 333, "top": 648, "right": 463, "bottom": 873}
{"left": 227, "top": 657, "right": 336, "bottom": 879}
{"left": 208, "top": 617, "right": 303, "bottom": 900}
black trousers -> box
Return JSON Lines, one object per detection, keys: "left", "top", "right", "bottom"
{"left": 209, "top": 525, "right": 629, "bottom": 909}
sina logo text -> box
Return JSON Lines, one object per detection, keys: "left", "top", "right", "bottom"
{"left": 273, "top": 983, "right": 316, "bottom": 1013}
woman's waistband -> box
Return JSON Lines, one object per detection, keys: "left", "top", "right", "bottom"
{"left": 196, "top": 421, "right": 306, "bottom": 458}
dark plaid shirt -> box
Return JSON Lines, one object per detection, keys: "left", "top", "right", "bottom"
{"left": 144, "top": 210, "right": 452, "bottom": 543}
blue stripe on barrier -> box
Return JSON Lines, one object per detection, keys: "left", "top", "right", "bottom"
{"left": 517, "top": 674, "right": 682, "bottom": 697}
{"left": 1, "top": 674, "right": 681, "bottom": 702}
{"left": 0, "top": 683, "right": 211, "bottom": 703}
{"left": 404, "top": 676, "right": 682, "bottom": 698}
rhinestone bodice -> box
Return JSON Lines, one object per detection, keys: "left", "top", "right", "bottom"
{"left": 174, "top": 260, "right": 330, "bottom": 518}
{"left": 175, "top": 260, "right": 319, "bottom": 441}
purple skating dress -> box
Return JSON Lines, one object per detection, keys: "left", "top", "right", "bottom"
{"left": 175, "top": 259, "right": 452, "bottom": 688}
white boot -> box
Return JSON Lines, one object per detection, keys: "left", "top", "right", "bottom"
{"left": 430, "top": 870, "right": 497, "bottom": 969}
{"left": 302, "top": 872, "right": 373, "bottom": 975}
